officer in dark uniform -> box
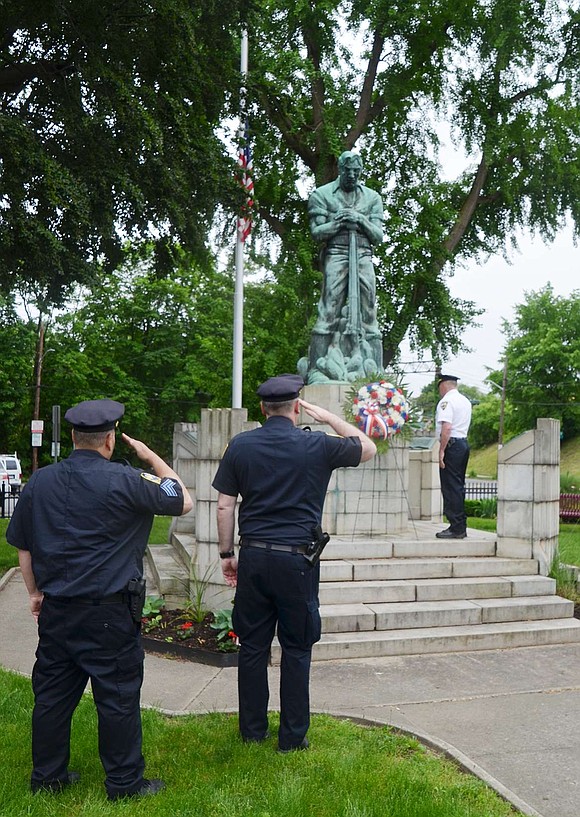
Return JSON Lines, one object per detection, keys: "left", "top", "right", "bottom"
{"left": 212, "top": 375, "right": 376, "bottom": 752}
{"left": 6, "top": 399, "right": 192, "bottom": 799}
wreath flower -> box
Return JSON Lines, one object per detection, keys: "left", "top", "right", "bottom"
{"left": 352, "top": 380, "right": 410, "bottom": 440}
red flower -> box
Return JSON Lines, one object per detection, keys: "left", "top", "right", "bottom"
{"left": 179, "top": 621, "right": 193, "bottom": 630}
{"left": 228, "top": 631, "right": 237, "bottom": 639}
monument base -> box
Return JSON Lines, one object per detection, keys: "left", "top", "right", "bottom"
{"left": 300, "top": 383, "right": 409, "bottom": 536}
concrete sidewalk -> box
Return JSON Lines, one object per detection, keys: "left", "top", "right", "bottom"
{"left": 1, "top": 568, "right": 579, "bottom": 817}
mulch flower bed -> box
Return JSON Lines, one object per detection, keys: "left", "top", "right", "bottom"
{"left": 141, "top": 608, "right": 239, "bottom": 667}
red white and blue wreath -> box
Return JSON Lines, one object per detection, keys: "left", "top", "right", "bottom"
{"left": 352, "top": 380, "right": 410, "bottom": 440}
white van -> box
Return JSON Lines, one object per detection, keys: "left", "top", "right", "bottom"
{"left": 0, "top": 453, "right": 22, "bottom": 491}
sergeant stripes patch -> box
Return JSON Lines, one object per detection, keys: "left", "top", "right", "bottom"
{"left": 160, "top": 478, "right": 178, "bottom": 497}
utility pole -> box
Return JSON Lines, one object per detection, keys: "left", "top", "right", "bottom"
{"left": 31, "top": 318, "right": 45, "bottom": 473}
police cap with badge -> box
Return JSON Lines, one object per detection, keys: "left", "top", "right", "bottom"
{"left": 65, "top": 399, "right": 125, "bottom": 432}
{"left": 257, "top": 374, "right": 304, "bottom": 402}
{"left": 437, "top": 374, "right": 459, "bottom": 386}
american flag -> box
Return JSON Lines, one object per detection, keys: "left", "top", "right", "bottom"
{"left": 237, "top": 120, "right": 254, "bottom": 243}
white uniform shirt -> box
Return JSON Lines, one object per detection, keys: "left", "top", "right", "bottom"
{"left": 436, "top": 388, "right": 472, "bottom": 439}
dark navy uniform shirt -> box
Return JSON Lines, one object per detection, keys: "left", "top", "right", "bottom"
{"left": 6, "top": 449, "right": 184, "bottom": 597}
{"left": 212, "top": 416, "right": 362, "bottom": 545}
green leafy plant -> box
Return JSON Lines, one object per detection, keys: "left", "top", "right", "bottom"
{"left": 184, "top": 561, "right": 215, "bottom": 624}
{"left": 142, "top": 614, "right": 164, "bottom": 633}
{"left": 210, "top": 607, "right": 239, "bottom": 652}
{"left": 142, "top": 596, "right": 165, "bottom": 618}
{"left": 475, "top": 498, "right": 497, "bottom": 519}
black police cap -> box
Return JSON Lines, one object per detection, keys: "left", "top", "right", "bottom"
{"left": 256, "top": 374, "right": 304, "bottom": 403}
{"left": 64, "top": 399, "right": 125, "bottom": 432}
{"left": 437, "top": 374, "right": 460, "bottom": 385}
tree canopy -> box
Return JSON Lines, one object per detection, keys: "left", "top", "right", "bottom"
{"left": 0, "top": 0, "right": 245, "bottom": 302}
{"left": 493, "top": 285, "right": 580, "bottom": 439}
{"left": 2, "top": 1, "right": 580, "bottom": 379}
{"left": 245, "top": 0, "right": 580, "bottom": 365}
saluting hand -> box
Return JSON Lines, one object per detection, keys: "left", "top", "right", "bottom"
{"left": 121, "top": 433, "right": 155, "bottom": 464}
{"left": 298, "top": 399, "right": 330, "bottom": 424}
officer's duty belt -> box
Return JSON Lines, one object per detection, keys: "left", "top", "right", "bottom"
{"left": 241, "top": 540, "right": 307, "bottom": 554}
{"left": 43, "top": 592, "right": 129, "bottom": 606}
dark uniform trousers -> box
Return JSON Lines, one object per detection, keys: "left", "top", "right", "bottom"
{"left": 32, "top": 597, "right": 145, "bottom": 797}
{"left": 440, "top": 437, "right": 470, "bottom": 534}
{"left": 232, "top": 546, "right": 321, "bottom": 749}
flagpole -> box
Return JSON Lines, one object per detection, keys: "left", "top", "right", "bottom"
{"left": 232, "top": 29, "right": 248, "bottom": 409}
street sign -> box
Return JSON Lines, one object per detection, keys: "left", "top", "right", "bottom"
{"left": 31, "top": 433, "right": 43, "bottom": 447}
{"left": 31, "top": 420, "right": 44, "bottom": 433}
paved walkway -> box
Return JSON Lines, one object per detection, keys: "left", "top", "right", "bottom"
{"left": 1, "top": 568, "right": 579, "bottom": 817}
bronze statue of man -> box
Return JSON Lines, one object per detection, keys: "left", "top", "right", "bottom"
{"left": 305, "top": 151, "right": 384, "bottom": 383}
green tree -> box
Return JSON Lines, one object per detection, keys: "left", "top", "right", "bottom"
{"left": 0, "top": 297, "right": 37, "bottom": 459}
{"left": 0, "top": 1, "right": 245, "bottom": 302}
{"left": 38, "top": 258, "right": 238, "bottom": 460}
{"left": 495, "top": 285, "right": 580, "bottom": 439}
{"left": 243, "top": 0, "right": 580, "bottom": 366}
{"left": 412, "top": 379, "right": 485, "bottom": 432}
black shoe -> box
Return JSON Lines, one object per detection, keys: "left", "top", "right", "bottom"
{"left": 435, "top": 529, "right": 467, "bottom": 539}
{"left": 108, "top": 778, "right": 166, "bottom": 801}
{"left": 242, "top": 730, "right": 270, "bottom": 744}
{"left": 277, "top": 738, "right": 309, "bottom": 754}
{"left": 31, "top": 770, "right": 80, "bottom": 793}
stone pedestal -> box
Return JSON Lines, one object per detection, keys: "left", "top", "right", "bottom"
{"left": 496, "top": 418, "right": 560, "bottom": 575}
{"left": 301, "top": 384, "right": 409, "bottom": 535}
{"left": 408, "top": 439, "right": 443, "bottom": 521}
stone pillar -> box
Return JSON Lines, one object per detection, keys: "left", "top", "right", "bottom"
{"left": 408, "top": 439, "right": 443, "bottom": 521}
{"left": 170, "top": 422, "right": 197, "bottom": 536}
{"left": 496, "top": 418, "right": 560, "bottom": 575}
{"left": 193, "top": 408, "right": 259, "bottom": 609}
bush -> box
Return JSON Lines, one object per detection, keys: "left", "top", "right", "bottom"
{"left": 464, "top": 499, "right": 497, "bottom": 519}
{"left": 561, "top": 471, "right": 580, "bottom": 492}
{"left": 475, "top": 498, "right": 497, "bottom": 519}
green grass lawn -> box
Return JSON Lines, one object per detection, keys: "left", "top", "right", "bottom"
{"left": 469, "top": 436, "right": 580, "bottom": 481}
{"left": 0, "top": 667, "right": 521, "bottom": 817}
{"left": 467, "top": 518, "right": 580, "bottom": 568}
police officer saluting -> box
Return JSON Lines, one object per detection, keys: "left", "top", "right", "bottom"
{"left": 212, "top": 374, "right": 376, "bottom": 752}
{"left": 435, "top": 375, "right": 472, "bottom": 539}
{"left": 6, "top": 399, "right": 192, "bottom": 799}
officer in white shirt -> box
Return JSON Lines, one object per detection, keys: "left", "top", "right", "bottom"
{"left": 435, "top": 375, "right": 472, "bottom": 539}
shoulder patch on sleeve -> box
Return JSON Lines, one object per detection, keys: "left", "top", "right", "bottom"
{"left": 160, "top": 478, "right": 179, "bottom": 497}
{"left": 140, "top": 472, "right": 162, "bottom": 485}
{"left": 440, "top": 401, "right": 448, "bottom": 410}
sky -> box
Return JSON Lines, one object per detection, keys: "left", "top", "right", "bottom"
{"left": 399, "top": 222, "right": 579, "bottom": 397}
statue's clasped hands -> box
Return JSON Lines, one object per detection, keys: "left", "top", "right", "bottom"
{"left": 335, "top": 208, "right": 360, "bottom": 229}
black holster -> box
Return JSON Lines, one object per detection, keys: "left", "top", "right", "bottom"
{"left": 303, "top": 525, "right": 330, "bottom": 567}
{"left": 127, "top": 578, "right": 146, "bottom": 623}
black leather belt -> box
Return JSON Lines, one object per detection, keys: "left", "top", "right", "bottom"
{"left": 44, "top": 592, "right": 129, "bottom": 606}
{"left": 241, "top": 540, "right": 307, "bottom": 554}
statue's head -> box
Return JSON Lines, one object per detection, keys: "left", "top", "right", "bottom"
{"left": 337, "top": 151, "right": 363, "bottom": 191}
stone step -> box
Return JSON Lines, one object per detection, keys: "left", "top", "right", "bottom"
{"left": 171, "top": 532, "right": 196, "bottom": 569}
{"left": 319, "top": 595, "right": 574, "bottom": 633}
{"left": 318, "top": 574, "right": 556, "bottom": 605}
{"left": 321, "top": 536, "right": 496, "bottom": 560}
{"left": 145, "top": 543, "right": 190, "bottom": 605}
{"left": 270, "top": 617, "right": 580, "bottom": 663}
{"left": 320, "top": 556, "right": 538, "bottom": 582}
